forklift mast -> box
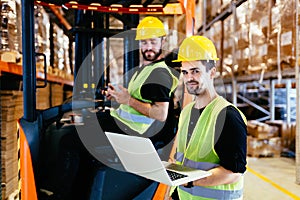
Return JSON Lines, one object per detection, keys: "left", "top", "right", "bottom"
{"left": 19, "top": 0, "right": 140, "bottom": 198}
{"left": 18, "top": 0, "right": 189, "bottom": 199}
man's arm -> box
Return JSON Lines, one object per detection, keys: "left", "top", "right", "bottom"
{"left": 129, "top": 97, "right": 169, "bottom": 122}
{"left": 107, "top": 85, "right": 169, "bottom": 122}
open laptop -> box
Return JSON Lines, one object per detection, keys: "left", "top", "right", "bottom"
{"left": 105, "top": 132, "right": 212, "bottom": 186}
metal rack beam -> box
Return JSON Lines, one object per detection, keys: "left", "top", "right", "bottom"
{"left": 198, "top": 0, "right": 247, "bottom": 34}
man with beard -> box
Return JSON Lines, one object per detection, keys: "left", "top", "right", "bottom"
{"left": 102, "top": 16, "right": 179, "bottom": 150}
{"left": 95, "top": 16, "right": 179, "bottom": 199}
{"left": 165, "top": 36, "right": 247, "bottom": 200}
{"left": 52, "top": 16, "right": 179, "bottom": 200}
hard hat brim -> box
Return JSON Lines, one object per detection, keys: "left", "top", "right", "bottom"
{"left": 172, "top": 58, "right": 219, "bottom": 62}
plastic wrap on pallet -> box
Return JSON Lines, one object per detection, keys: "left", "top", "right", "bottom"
{"left": 203, "top": 23, "right": 222, "bottom": 74}
{"left": 34, "top": 5, "right": 50, "bottom": 68}
{"left": 223, "top": 15, "right": 234, "bottom": 75}
{"left": 268, "top": 5, "right": 280, "bottom": 69}
{"left": 278, "top": 0, "right": 297, "bottom": 69}
{"left": 206, "top": 0, "right": 221, "bottom": 21}
{"left": 248, "top": 0, "right": 270, "bottom": 72}
{"left": 211, "top": 22, "right": 222, "bottom": 73}
{"left": 0, "top": 0, "right": 21, "bottom": 63}
{"left": 0, "top": 0, "right": 17, "bottom": 51}
{"left": 52, "top": 23, "right": 71, "bottom": 75}
{"left": 236, "top": 1, "right": 250, "bottom": 75}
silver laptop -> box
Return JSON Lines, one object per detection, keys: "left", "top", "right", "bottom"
{"left": 105, "top": 132, "right": 212, "bottom": 186}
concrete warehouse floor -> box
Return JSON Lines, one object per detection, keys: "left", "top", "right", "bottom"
{"left": 244, "top": 157, "right": 300, "bottom": 200}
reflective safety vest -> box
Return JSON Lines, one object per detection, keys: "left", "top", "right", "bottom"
{"left": 173, "top": 96, "right": 247, "bottom": 200}
{"left": 110, "top": 61, "right": 178, "bottom": 134}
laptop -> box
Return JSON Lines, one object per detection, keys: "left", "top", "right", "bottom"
{"left": 105, "top": 132, "right": 212, "bottom": 186}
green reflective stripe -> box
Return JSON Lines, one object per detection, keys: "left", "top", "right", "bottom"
{"left": 179, "top": 186, "right": 243, "bottom": 199}
{"left": 116, "top": 108, "right": 155, "bottom": 124}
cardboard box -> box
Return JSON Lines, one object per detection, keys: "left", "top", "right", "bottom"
{"left": 247, "top": 136, "right": 282, "bottom": 157}
{"left": 247, "top": 120, "right": 279, "bottom": 139}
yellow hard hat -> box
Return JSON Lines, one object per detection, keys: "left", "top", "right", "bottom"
{"left": 173, "top": 35, "right": 219, "bottom": 62}
{"left": 135, "top": 16, "right": 166, "bottom": 40}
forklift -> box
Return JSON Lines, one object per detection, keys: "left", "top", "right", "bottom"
{"left": 18, "top": 0, "right": 188, "bottom": 199}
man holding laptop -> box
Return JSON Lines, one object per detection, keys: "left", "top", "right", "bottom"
{"left": 164, "top": 36, "right": 248, "bottom": 200}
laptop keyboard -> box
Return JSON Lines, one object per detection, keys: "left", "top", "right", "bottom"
{"left": 166, "top": 170, "right": 187, "bottom": 181}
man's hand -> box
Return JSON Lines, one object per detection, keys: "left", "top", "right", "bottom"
{"left": 107, "top": 84, "right": 131, "bottom": 105}
{"left": 106, "top": 83, "right": 169, "bottom": 121}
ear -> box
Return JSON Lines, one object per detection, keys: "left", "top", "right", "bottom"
{"left": 161, "top": 37, "right": 166, "bottom": 45}
{"left": 210, "top": 67, "right": 217, "bottom": 79}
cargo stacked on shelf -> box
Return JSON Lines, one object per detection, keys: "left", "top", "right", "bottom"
{"left": 0, "top": 0, "right": 21, "bottom": 63}
{"left": 204, "top": 0, "right": 299, "bottom": 78}
{"left": 222, "top": 15, "right": 234, "bottom": 74}
{"left": 1, "top": 90, "right": 23, "bottom": 199}
{"left": 278, "top": 0, "right": 297, "bottom": 70}
{"left": 235, "top": 2, "right": 250, "bottom": 75}
{"left": 35, "top": 5, "right": 72, "bottom": 81}
{"left": 51, "top": 83, "right": 64, "bottom": 107}
{"left": 36, "top": 81, "right": 51, "bottom": 110}
{"left": 247, "top": 120, "right": 281, "bottom": 157}
{"left": 34, "top": 5, "right": 51, "bottom": 71}
{"left": 266, "top": 120, "right": 296, "bottom": 155}
{"left": 248, "top": 0, "right": 269, "bottom": 73}
{"left": 203, "top": 21, "right": 222, "bottom": 75}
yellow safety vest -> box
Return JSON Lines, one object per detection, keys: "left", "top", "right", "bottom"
{"left": 110, "top": 61, "right": 178, "bottom": 134}
{"left": 173, "top": 96, "right": 247, "bottom": 200}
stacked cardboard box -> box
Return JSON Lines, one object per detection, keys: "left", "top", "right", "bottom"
{"left": 0, "top": 0, "right": 21, "bottom": 63}
{"left": 223, "top": 15, "right": 234, "bottom": 73}
{"left": 268, "top": 4, "right": 280, "bottom": 69}
{"left": 203, "top": 21, "right": 222, "bottom": 73}
{"left": 236, "top": 2, "right": 250, "bottom": 74}
{"left": 247, "top": 120, "right": 281, "bottom": 157}
{"left": 1, "top": 90, "right": 23, "bottom": 199}
{"left": 278, "top": 0, "right": 297, "bottom": 69}
{"left": 248, "top": 0, "right": 269, "bottom": 72}
{"left": 51, "top": 83, "right": 64, "bottom": 107}
{"left": 205, "top": 0, "right": 221, "bottom": 22}
{"left": 36, "top": 81, "right": 50, "bottom": 110}
{"left": 34, "top": 5, "right": 50, "bottom": 68}
{"left": 266, "top": 120, "right": 296, "bottom": 152}
{"left": 206, "top": 0, "right": 299, "bottom": 77}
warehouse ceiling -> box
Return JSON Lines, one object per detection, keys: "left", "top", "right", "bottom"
{"left": 38, "top": 0, "right": 183, "bottom": 34}
{"left": 40, "top": 0, "right": 180, "bottom": 6}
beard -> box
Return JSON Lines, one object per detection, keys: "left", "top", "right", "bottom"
{"left": 187, "top": 86, "right": 200, "bottom": 95}
{"left": 141, "top": 49, "right": 162, "bottom": 62}
{"left": 186, "top": 81, "right": 205, "bottom": 95}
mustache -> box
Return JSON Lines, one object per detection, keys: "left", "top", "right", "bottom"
{"left": 186, "top": 80, "right": 199, "bottom": 84}
{"left": 143, "top": 50, "right": 155, "bottom": 54}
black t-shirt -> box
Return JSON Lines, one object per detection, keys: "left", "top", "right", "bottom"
{"left": 135, "top": 59, "right": 173, "bottom": 102}
{"left": 188, "top": 105, "right": 247, "bottom": 173}
{"left": 134, "top": 60, "right": 176, "bottom": 150}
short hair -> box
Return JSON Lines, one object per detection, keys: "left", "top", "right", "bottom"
{"left": 200, "top": 60, "right": 216, "bottom": 72}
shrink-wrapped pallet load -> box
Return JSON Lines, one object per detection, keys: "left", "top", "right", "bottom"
{"left": 248, "top": 0, "right": 270, "bottom": 72}
{"left": 236, "top": 2, "right": 250, "bottom": 75}
{"left": 278, "top": 0, "right": 297, "bottom": 69}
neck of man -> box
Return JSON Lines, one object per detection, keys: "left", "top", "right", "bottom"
{"left": 194, "top": 90, "right": 218, "bottom": 109}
